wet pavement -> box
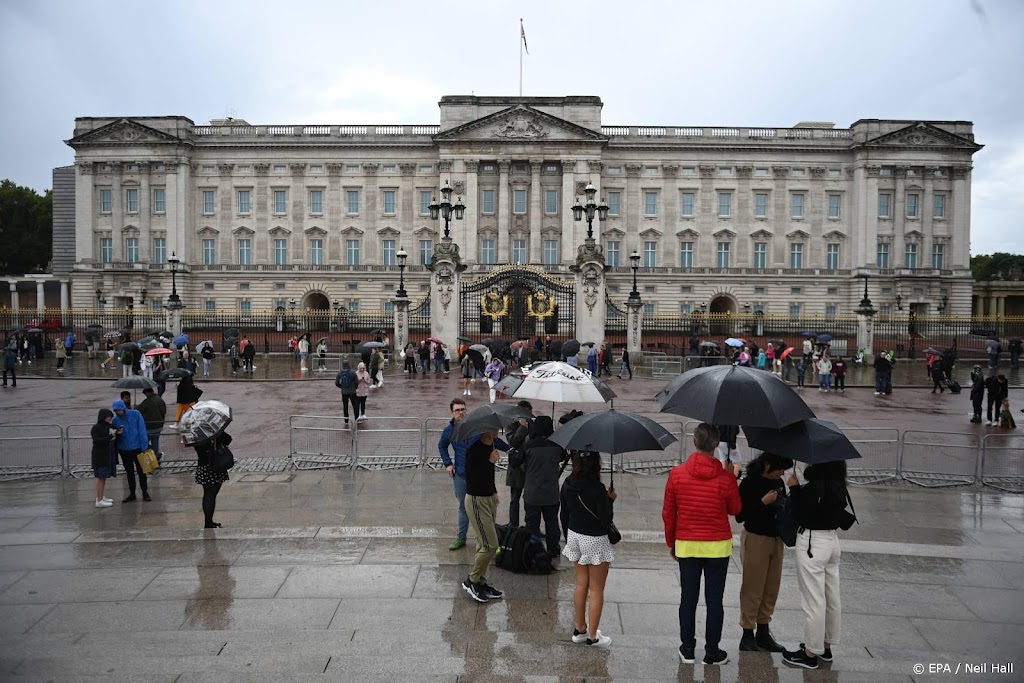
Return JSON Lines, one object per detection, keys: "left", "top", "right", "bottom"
{"left": 1, "top": 371, "right": 1023, "bottom": 681}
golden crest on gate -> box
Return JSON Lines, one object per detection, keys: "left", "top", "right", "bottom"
{"left": 527, "top": 291, "right": 555, "bottom": 319}
{"left": 481, "top": 289, "right": 509, "bottom": 320}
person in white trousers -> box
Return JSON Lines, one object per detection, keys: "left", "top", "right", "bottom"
{"left": 783, "top": 461, "right": 853, "bottom": 670}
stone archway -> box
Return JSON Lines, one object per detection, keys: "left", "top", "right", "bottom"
{"left": 302, "top": 292, "right": 330, "bottom": 311}
{"left": 708, "top": 295, "right": 736, "bottom": 335}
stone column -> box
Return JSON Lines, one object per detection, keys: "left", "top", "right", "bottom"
{"left": 9, "top": 283, "right": 19, "bottom": 311}
{"left": 997, "top": 296, "right": 1006, "bottom": 318}
{"left": 393, "top": 296, "right": 410, "bottom": 357}
{"left": 529, "top": 160, "right": 542, "bottom": 264}
{"left": 60, "top": 280, "right": 70, "bottom": 310}
{"left": 35, "top": 281, "right": 45, "bottom": 312}
{"left": 497, "top": 161, "right": 510, "bottom": 263}
{"left": 560, "top": 159, "right": 576, "bottom": 264}
{"left": 110, "top": 163, "right": 124, "bottom": 261}
{"left": 951, "top": 166, "right": 971, "bottom": 269}
{"left": 572, "top": 241, "right": 607, "bottom": 348}
{"left": 166, "top": 302, "right": 184, "bottom": 337}
{"left": 428, "top": 238, "right": 465, "bottom": 343}
{"left": 625, "top": 297, "right": 644, "bottom": 360}
{"left": 463, "top": 159, "right": 479, "bottom": 265}
{"left": 76, "top": 163, "right": 96, "bottom": 262}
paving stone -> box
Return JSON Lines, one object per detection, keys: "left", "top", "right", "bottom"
{"left": 178, "top": 597, "right": 340, "bottom": 631}
{"left": 233, "top": 538, "right": 367, "bottom": 566}
{"left": 134, "top": 566, "right": 293, "bottom": 601}
{"left": 0, "top": 567, "right": 161, "bottom": 604}
{"left": 29, "top": 600, "right": 186, "bottom": 633}
{"left": 276, "top": 564, "right": 419, "bottom": 599}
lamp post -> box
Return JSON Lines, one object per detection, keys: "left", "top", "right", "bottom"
{"left": 628, "top": 250, "right": 641, "bottom": 302}
{"left": 854, "top": 275, "right": 876, "bottom": 363}
{"left": 167, "top": 252, "right": 182, "bottom": 308}
{"left": 571, "top": 182, "right": 610, "bottom": 241}
{"left": 139, "top": 289, "right": 147, "bottom": 305}
{"left": 895, "top": 293, "right": 903, "bottom": 311}
{"left": 396, "top": 247, "right": 409, "bottom": 299}
{"left": 938, "top": 294, "right": 949, "bottom": 314}
{"left": 428, "top": 180, "right": 466, "bottom": 240}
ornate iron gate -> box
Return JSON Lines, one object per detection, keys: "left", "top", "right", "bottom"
{"left": 460, "top": 266, "right": 575, "bottom": 341}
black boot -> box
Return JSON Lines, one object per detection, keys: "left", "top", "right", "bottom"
{"left": 756, "top": 623, "right": 786, "bottom": 653}
{"left": 739, "top": 629, "right": 759, "bottom": 651}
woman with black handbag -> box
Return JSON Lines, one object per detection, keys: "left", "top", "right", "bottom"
{"left": 559, "top": 453, "right": 616, "bottom": 649}
{"left": 783, "top": 460, "right": 856, "bottom": 670}
{"left": 193, "top": 432, "right": 232, "bottom": 528}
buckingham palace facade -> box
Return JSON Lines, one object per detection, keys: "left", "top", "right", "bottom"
{"left": 57, "top": 95, "right": 981, "bottom": 319}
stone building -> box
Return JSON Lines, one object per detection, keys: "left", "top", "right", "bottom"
{"left": 56, "top": 95, "right": 982, "bottom": 328}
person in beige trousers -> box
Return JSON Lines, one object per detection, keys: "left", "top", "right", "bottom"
{"left": 736, "top": 452, "right": 793, "bottom": 652}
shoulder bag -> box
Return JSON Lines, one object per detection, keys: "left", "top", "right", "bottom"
{"left": 577, "top": 495, "right": 621, "bottom": 545}
{"left": 210, "top": 441, "right": 235, "bottom": 472}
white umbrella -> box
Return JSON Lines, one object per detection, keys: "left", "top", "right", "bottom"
{"left": 179, "top": 400, "right": 232, "bottom": 446}
{"left": 513, "top": 361, "right": 613, "bottom": 404}
{"left": 196, "top": 340, "right": 213, "bottom": 352}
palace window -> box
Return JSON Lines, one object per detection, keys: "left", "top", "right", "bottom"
{"left": 125, "top": 189, "right": 138, "bottom": 214}
{"left": 545, "top": 190, "right": 558, "bottom": 214}
{"left": 153, "top": 237, "right": 166, "bottom": 264}
{"left": 381, "top": 239, "right": 396, "bottom": 266}
{"left": 274, "top": 190, "right": 287, "bottom": 214}
{"left": 717, "top": 242, "right": 731, "bottom": 268}
{"left": 152, "top": 188, "right": 165, "bottom": 214}
{"left": 754, "top": 193, "right": 768, "bottom": 218}
{"left": 238, "top": 239, "right": 251, "bottom": 265}
{"left": 237, "top": 190, "right": 251, "bottom": 214}
{"left": 543, "top": 239, "right": 559, "bottom": 265}
{"left": 420, "top": 239, "right": 433, "bottom": 265}
{"left": 346, "top": 190, "right": 359, "bottom": 214}
{"left": 100, "top": 189, "right": 112, "bottom": 213}
{"left": 125, "top": 237, "right": 139, "bottom": 263}
{"left": 274, "top": 238, "right": 288, "bottom": 265}
{"left": 644, "top": 192, "right": 657, "bottom": 216}
{"left": 605, "top": 240, "right": 620, "bottom": 267}
{"left": 346, "top": 239, "right": 360, "bottom": 266}
{"left": 202, "top": 238, "right": 216, "bottom": 265}
{"left": 791, "top": 193, "right": 805, "bottom": 218}
{"left": 310, "top": 190, "right": 323, "bottom": 215}
{"left": 643, "top": 241, "right": 657, "bottom": 267}
{"left": 753, "top": 242, "right": 767, "bottom": 269}
{"left": 718, "top": 192, "right": 731, "bottom": 217}
{"left": 203, "top": 190, "right": 215, "bottom": 215}
{"left": 607, "top": 192, "right": 621, "bottom": 216}
{"left": 877, "top": 242, "right": 890, "bottom": 268}
{"left": 681, "top": 192, "right": 695, "bottom": 217}
{"left": 826, "top": 243, "right": 840, "bottom": 269}
{"left": 310, "top": 239, "right": 324, "bottom": 265}
{"left": 680, "top": 241, "right": 693, "bottom": 268}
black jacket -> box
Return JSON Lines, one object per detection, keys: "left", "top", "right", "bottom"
{"left": 137, "top": 395, "right": 167, "bottom": 430}
{"left": 970, "top": 377, "right": 985, "bottom": 402}
{"left": 790, "top": 479, "right": 851, "bottom": 531}
{"left": 559, "top": 476, "right": 613, "bottom": 538}
{"left": 504, "top": 421, "right": 529, "bottom": 488}
{"left": 985, "top": 375, "right": 1008, "bottom": 403}
{"left": 515, "top": 435, "right": 565, "bottom": 506}
{"left": 738, "top": 475, "right": 785, "bottom": 537}
{"left": 873, "top": 356, "right": 892, "bottom": 373}
{"left": 91, "top": 421, "right": 114, "bottom": 469}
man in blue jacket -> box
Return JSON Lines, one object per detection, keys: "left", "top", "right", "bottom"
{"left": 112, "top": 399, "right": 152, "bottom": 502}
{"left": 438, "top": 397, "right": 508, "bottom": 550}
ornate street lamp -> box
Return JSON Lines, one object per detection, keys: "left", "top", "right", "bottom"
{"left": 628, "top": 250, "right": 641, "bottom": 302}
{"left": 139, "top": 288, "right": 147, "bottom": 305}
{"left": 895, "top": 293, "right": 903, "bottom": 311}
{"left": 167, "top": 252, "right": 182, "bottom": 307}
{"left": 95, "top": 288, "right": 105, "bottom": 306}
{"left": 396, "top": 247, "right": 409, "bottom": 299}
{"left": 571, "top": 182, "right": 610, "bottom": 241}
{"left": 938, "top": 294, "right": 949, "bottom": 313}
{"left": 428, "top": 180, "right": 466, "bottom": 240}
{"left": 858, "top": 275, "right": 873, "bottom": 310}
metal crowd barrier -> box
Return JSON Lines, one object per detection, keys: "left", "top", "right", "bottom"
{"left": 620, "top": 415, "right": 687, "bottom": 474}
{"left": 353, "top": 416, "right": 422, "bottom": 470}
{"left": 289, "top": 415, "right": 354, "bottom": 470}
{"left": 0, "top": 424, "right": 64, "bottom": 480}
{"left": 980, "top": 433, "right": 1024, "bottom": 493}
{"left": 844, "top": 428, "right": 901, "bottom": 485}
{"left": 423, "top": 417, "right": 452, "bottom": 470}
{"left": 900, "top": 431, "right": 980, "bottom": 488}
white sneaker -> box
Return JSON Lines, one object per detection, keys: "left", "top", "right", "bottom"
{"left": 874, "top": 392, "right": 881, "bottom": 396}
{"left": 95, "top": 499, "right": 113, "bottom": 508}
{"left": 102, "top": 497, "right": 112, "bottom": 503}
{"left": 585, "top": 631, "right": 612, "bottom": 648}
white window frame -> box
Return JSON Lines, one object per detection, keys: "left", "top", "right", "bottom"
{"left": 933, "top": 193, "right": 946, "bottom": 219}
{"left": 274, "top": 190, "right": 287, "bottom": 215}
{"left": 309, "top": 190, "right": 323, "bottom": 215}
{"left": 605, "top": 240, "right": 620, "bottom": 267}
{"left": 310, "top": 238, "right": 324, "bottom": 265}
{"left": 513, "top": 189, "right": 527, "bottom": 214}
{"left": 878, "top": 192, "right": 891, "bottom": 218}
{"left": 827, "top": 194, "right": 841, "bottom": 219}
{"left": 152, "top": 237, "right": 166, "bottom": 264}
{"left": 932, "top": 243, "right": 945, "bottom": 269}
{"left": 152, "top": 188, "right": 165, "bottom": 214}
{"left": 125, "top": 237, "right": 139, "bottom": 263}
{"left": 482, "top": 189, "right": 496, "bottom": 214}
{"left": 202, "top": 190, "right": 215, "bottom": 215}
{"left": 544, "top": 190, "right": 558, "bottom": 214}
{"left": 791, "top": 193, "right": 805, "bottom": 218}
{"left": 754, "top": 192, "right": 768, "bottom": 218}
{"left": 274, "top": 238, "right": 288, "bottom": 265}
{"left": 382, "top": 190, "right": 396, "bottom": 215}
{"left": 877, "top": 242, "right": 890, "bottom": 269}
{"left": 753, "top": 242, "right": 767, "bottom": 269}
{"left": 346, "top": 190, "right": 360, "bottom": 214}
{"left": 346, "top": 239, "right": 361, "bottom": 265}
{"left": 906, "top": 193, "right": 920, "bottom": 218}
{"left": 202, "top": 238, "right": 216, "bottom": 265}
{"left": 480, "top": 238, "right": 496, "bottom": 264}
{"left": 511, "top": 238, "right": 527, "bottom": 264}
{"left": 238, "top": 238, "right": 251, "bottom": 265}
{"left": 419, "top": 239, "right": 433, "bottom": 265}
{"left": 790, "top": 242, "right": 804, "bottom": 269}
{"left": 643, "top": 241, "right": 657, "bottom": 267}
{"left": 904, "top": 243, "right": 918, "bottom": 269}
{"left": 99, "top": 189, "right": 112, "bottom": 213}
{"left": 420, "top": 190, "right": 432, "bottom": 215}
{"left": 644, "top": 192, "right": 658, "bottom": 217}
{"left": 680, "top": 241, "right": 693, "bottom": 269}
{"left": 716, "top": 242, "right": 731, "bottom": 268}
{"left": 826, "top": 243, "right": 840, "bottom": 270}
{"left": 607, "top": 191, "right": 621, "bottom": 216}
{"left": 237, "top": 190, "right": 251, "bottom": 215}
{"left": 543, "top": 239, "right": 559, "bottom": 265}
{"left": 100, "top": 237, "right": 113, "bottom": 263}
{"left": 125, "top": 188, "right": 139, "bottom": 214}
{"left": 381, "top": 239, "right": 396, "bottom": 266}
{"left": 681, "top": 192, "right": 695, "bottom": 217}
{"left": 718, "top": 192, "right": 732, "bottom": 217}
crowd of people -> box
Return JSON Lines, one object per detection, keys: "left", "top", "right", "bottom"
{"left": 435, "top": 402, "right": 855, "bottom": 669}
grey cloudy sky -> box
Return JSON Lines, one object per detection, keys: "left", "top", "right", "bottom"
{"left": 1, "top": 0, "right": 1021, "bottom": 254}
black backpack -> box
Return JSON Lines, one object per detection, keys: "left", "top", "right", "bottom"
{"left": 494, "top": 524, "right": 553, "bottom": 575}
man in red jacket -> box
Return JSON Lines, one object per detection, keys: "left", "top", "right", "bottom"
{"left": 663, "top": 423, "right": 742, "bottom": 667}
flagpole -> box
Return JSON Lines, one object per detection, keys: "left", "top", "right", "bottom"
{"left": 519, "top": 18, "right": 523, "bottom": 97}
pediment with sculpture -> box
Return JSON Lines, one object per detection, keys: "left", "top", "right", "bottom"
{"left": 434, "top": 105, "right": 606, "bottom": 143}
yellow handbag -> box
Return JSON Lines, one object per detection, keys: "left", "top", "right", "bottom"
{"left": 137, "top": 449, "right": 160, "bottom": 475}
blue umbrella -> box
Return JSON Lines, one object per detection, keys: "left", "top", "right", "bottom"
{"left": 724, "top": 338, "right": 745, "bottom": 348}
{"left": 172, "top": 333, "right": 189, "bottom": 348}
{"left": 816, "top": 334, "right": 833, "bottom": 344}
{"left": 801, "top": 331, "right": 818, "bottom": 338}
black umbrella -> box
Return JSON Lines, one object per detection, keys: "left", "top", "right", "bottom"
{"left": 699, "top": 341, "right": 720, "bottom": 349}
{"left": 582, "top": 341, "right": 596, "bottom": 347}
{"left": 464, "top": 348, "right": 486, "bottom": 372}
{"left": 224, "top": 328, "right": 240, "bottom": 339}
{"left": 111, "top": 375, "right": 158, "bottom": 404}
{"left": 590, "top": 376, "right": 618, "bottom": 403}
{"left": 116, "top": 341, "right": 139, "bottom": 352}
{"left": 970, "top": 327, "right": 997, "bottom": 338}
{"left": 549, "top": 409, "right": 678, "bottom": 486}
{"left": 158, "top": 367, "right": 193, "bottom": 381}
{"left": 357, "top": 341, "right": 386, "bottom": 354}
{"left": 742, "top": 418, "right": 862, "bottom": 465}
{"left": 451, "top": 403, "right": 535, "bottom": 442}
{"left": 563, "top": 340, "right": 581, "bottom": 357}
{"left": 658, "top": 365, "right": 815, "bottom": 429}
{"left": 481, "top": 338, "right": 508, "bottom": 350}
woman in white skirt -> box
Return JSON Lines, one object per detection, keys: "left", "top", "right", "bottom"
{"left": 559, "top": 452, "right": 617, "bottom": 648}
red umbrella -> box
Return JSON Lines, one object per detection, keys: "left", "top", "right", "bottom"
{"left": 780, "top": 346, "right": 795, "bottom": 360}
{"left": 145, "top": 347, "right": 173, "bottom": 357}
{"left": 427, "top": 337, "right": 445, "bottom": 345}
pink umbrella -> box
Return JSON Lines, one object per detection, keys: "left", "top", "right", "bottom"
{"left": 780, "top": 346, "right": 795, "bottom": 360}
{"left": 427, "top": 337, "right": 445, "bottom": 345}
{"left": 145, "top": 347, "right": 173, "bottom": 356}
